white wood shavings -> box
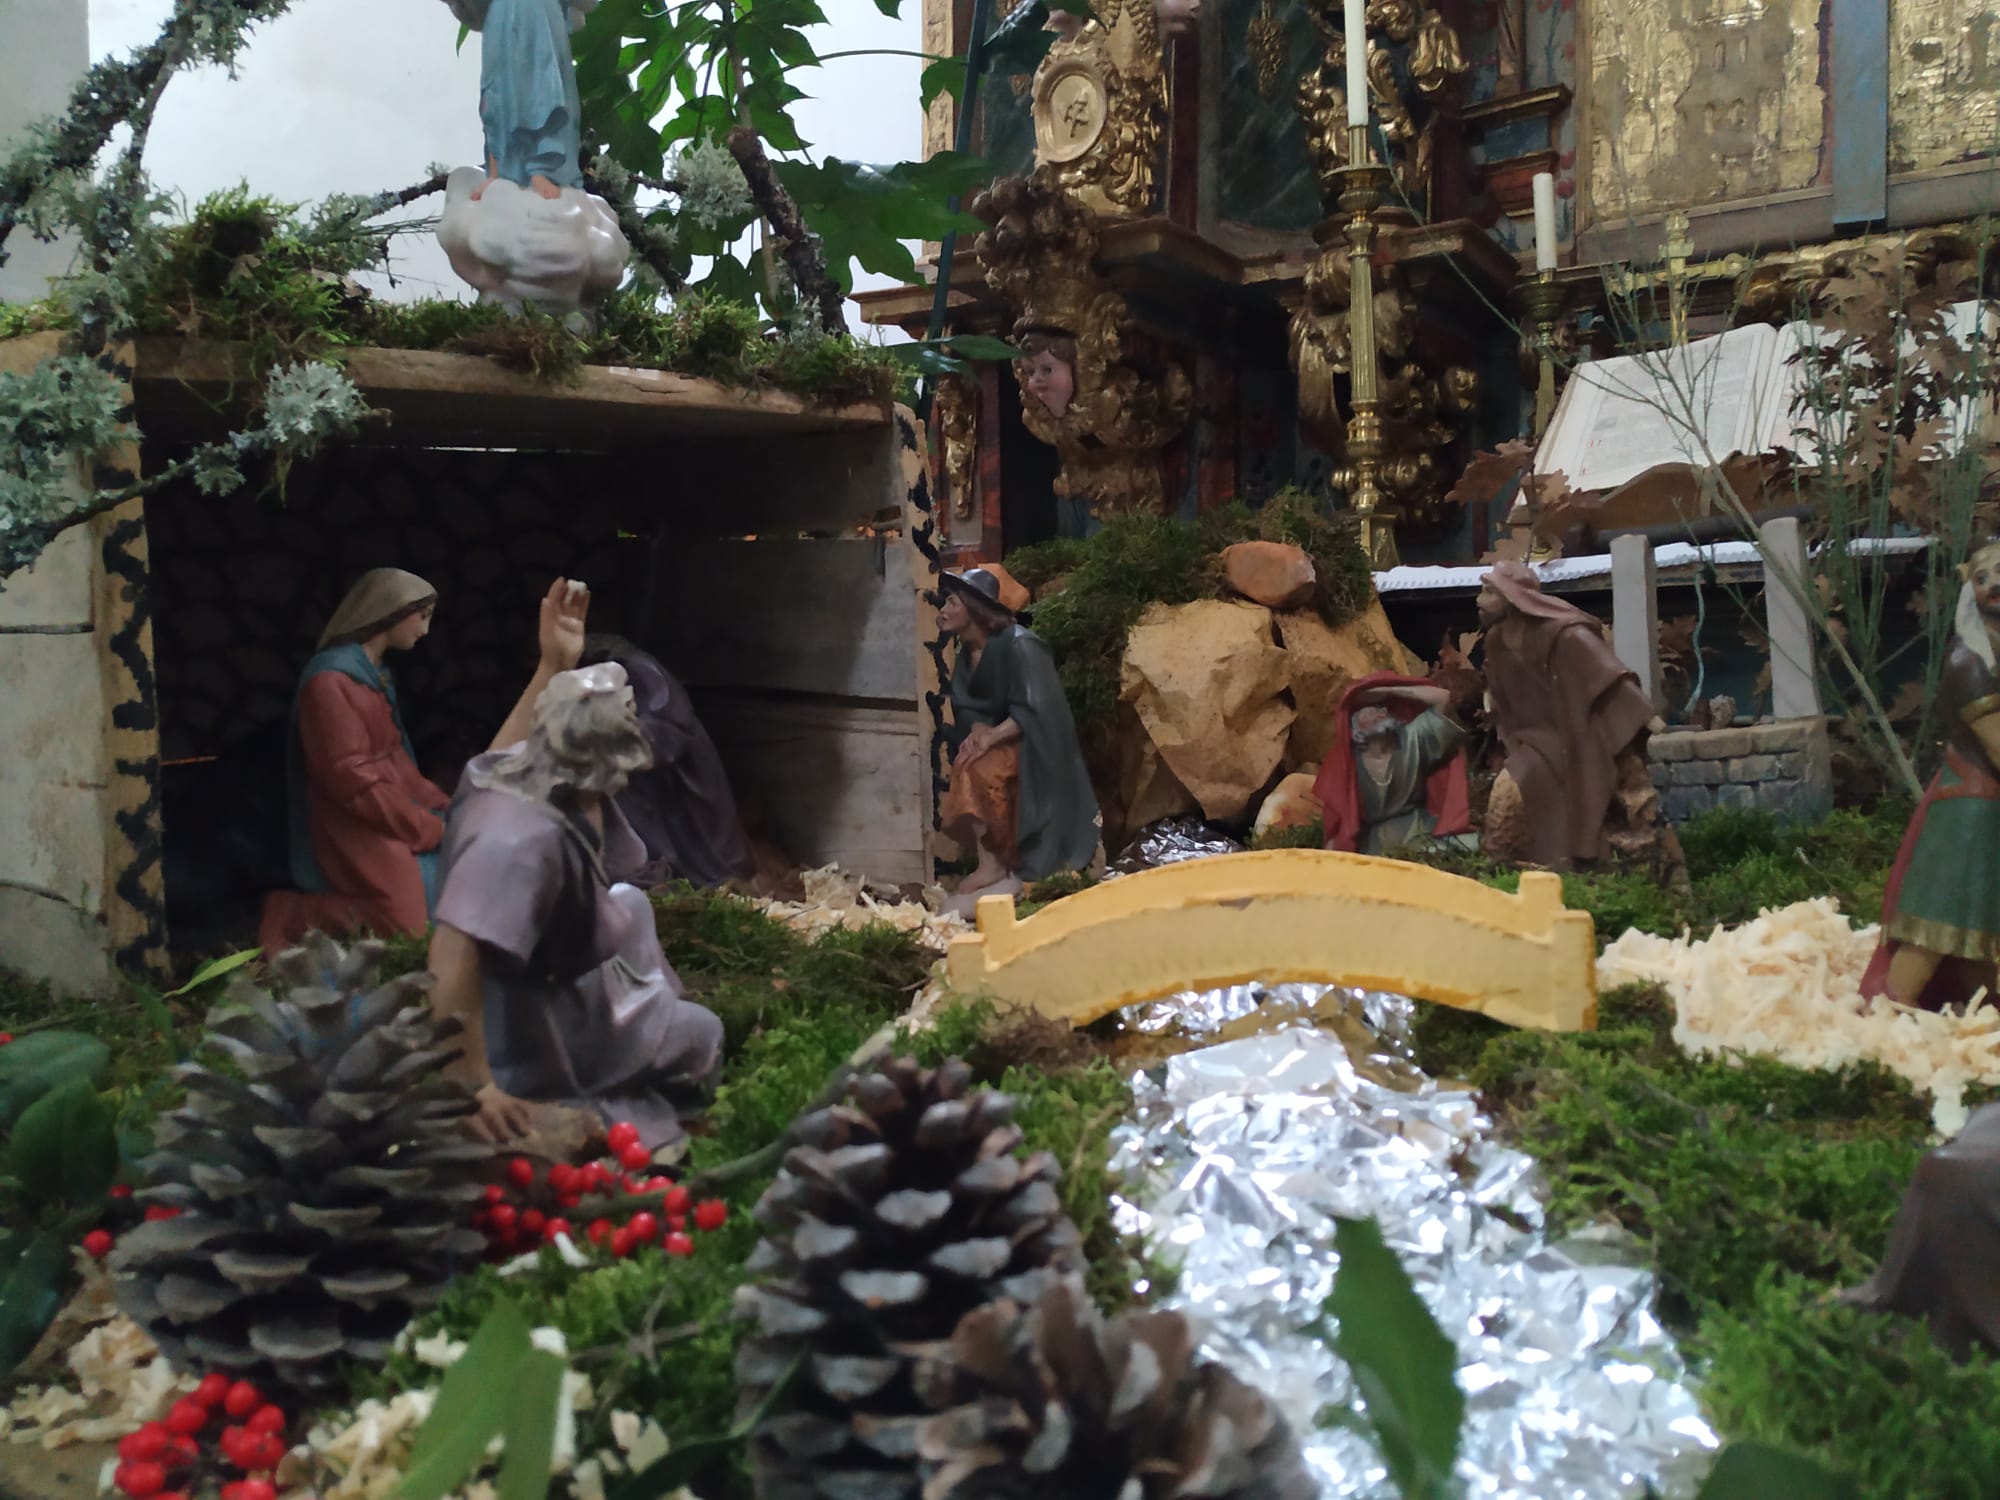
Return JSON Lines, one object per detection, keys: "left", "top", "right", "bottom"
{"left": 1597, "top": 897, "right": 2000, "bottom": 1135}
{"left": 750, "top": 865, "right": 970, "bottom": 952}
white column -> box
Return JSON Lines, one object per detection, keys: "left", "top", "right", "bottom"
{"left": 1760, "top": 515, "right": 1822, "bottom": 719}
{"left": 1610, "top": 533, "right": 1663, "bottom": 710}
{"left": 0, "top": 0, "right": 88, "bottom": 302}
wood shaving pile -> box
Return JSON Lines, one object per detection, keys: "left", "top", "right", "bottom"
{"left": 751, "top": 865, "right": 970, "bottom": 951}
{"left": 1597, "top": 897, "right": 2000, "bottom": 1136}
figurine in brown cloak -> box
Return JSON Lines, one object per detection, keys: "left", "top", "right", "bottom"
{"left": 426, "top": 580, "right": 722, "bottom": 1148}
{"left": 1476, "top": 560, "right": 1683, "bottom": 880}
{"left": 1843, "top": 1104, "right": 2000, "bottom": 1356}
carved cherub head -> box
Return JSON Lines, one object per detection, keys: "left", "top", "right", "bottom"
{"left": 1018, "top": 328, "right": 1079, "bottom": 420}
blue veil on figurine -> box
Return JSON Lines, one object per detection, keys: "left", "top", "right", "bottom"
{"left": 436, "top": 0, "right": 630, "bottom": 317}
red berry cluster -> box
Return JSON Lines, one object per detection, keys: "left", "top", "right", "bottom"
{"left": 469, "top": 1121, "right": 728, "bottom": 1262}
{"left": 115, "top": 1377, "right": 289, "bottom": 1500}
{"left": 80, "top": 1188, "right": 177, "bottom": 1260}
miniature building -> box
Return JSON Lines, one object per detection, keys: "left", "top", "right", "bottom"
{"left": 0, "top": 334, "right": 941, "bottom": 991}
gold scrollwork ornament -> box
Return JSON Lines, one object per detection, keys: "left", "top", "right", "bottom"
{"left": 935, "top": 373, "right": 980, "bottom": 530}
{"left": 973, "top": 172, "right": 1193, "bottom": 518}
{"left": 1297, "top": 0, "right": 1466, "bottom": 205}
{"left": 1033, "top": 0, "right": 1172, "bottom": 218}
{"left": 1248, "top": 1, "right": 1287, "bottom": 101}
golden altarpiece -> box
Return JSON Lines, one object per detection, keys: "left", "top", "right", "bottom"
{"left": 858, "top": 0, "right": 2000, "bottom": 569}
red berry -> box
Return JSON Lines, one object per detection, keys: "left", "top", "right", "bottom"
{"left": 617, "top": 1141, "right": 651, "bottom": 1172}
{"left": 110, "top": 1183, "right": 133, "bottom": 1199}
{"left": 694, "top": 1200, "right": 728, "bottom": 1232}
{"left": 246, "top": 1404, "right": 286, "bottom": 1436}
{"left": 115, "top": 1460, "right": 166, "bottom": 1497}
{"left": 483, "top": 1183, "right": 506, "bottom": 1205}
{"left": 0, "top": 1033, "right": 12, "bottom": 1045}
{"left": 251, "top": 1432, "right": 286, "bottom": 1469}
{"left": 506, "top": 1157, "right": 536, "bottom": 1190}
{"left": 194, "top": 1374, "right": 231, "bottom": 1406}
{"left": 666, "top": 1213, "right": 686, "bottom": 1232}
{"left": 520, "top": 1208, "right": 547, "bottom": 1237}
{"left": 543, "top": 1217, "right": 572, "bottom": 1243}
{"left": 586, "top": 1218, "right": 612, "bottom": 1246}
{"left": 144, "top": 1205, "right": 180, "bottom": 1222}
{"left": 579, "top": 1162, "right": 606, "bottom": 1190}
{"left": 222, "top": 1381, "right": 263, "bottom": 1419}
{"left": 218, "top": 1425, "right": 255, "bottom": 1467}
{"left": 663, "top": 1184, "right": 691, "bottom": 1215}
{"left": 166, "top": 1435, "right": 199, "bottom": 1468}
{"left": 226, "top": 1483, "right": 277, "bottom": 1500}
{"left": 643, "top": 1176, "right": 672, "bottom": 1192}
{"left": 556, "top": 1193, "right": 580, "bottom": 1211}
{"left": 118, "top": 1426, "right": 170, "bottom": 1462}
{"left": 664, "top": 1231, "right": 695, "bottom": 1257}
{"left": 610, "top": 1227, "right": 634, "bottom": 1258}
{"left": 626, "top": 1211, "right": 658, "bottom": 1242}
{"left": 84, "top": 1228, "right": 115, "bottom": 1258}
{"left": 606, "top": 1121, "right": 640, "bottom": 1153}
{"left": 487, "top": 1203, "right": 517, "bottom": 1233}
{"left": 165, "top": 1399, "right": 207, "bottom": 1437}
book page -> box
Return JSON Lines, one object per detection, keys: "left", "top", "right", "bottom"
{"left": 1538, "top": 325, "right": 1777, "bottom": 492}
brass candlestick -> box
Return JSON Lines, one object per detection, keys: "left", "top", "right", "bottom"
{"left": 1336, "top": 121, "right": 1399, "bottom": 570}
{"left": 1515, "top": 269, "right": 1568, "bottom": 562}
{"left": 1517, "top": 269, "right": 1568, "bottom": 440}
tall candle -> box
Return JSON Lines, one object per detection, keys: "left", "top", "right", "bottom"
{"left": 1532, "top": 171, "right": 1557, "bottom": 272}
{"left": 1345, "top": 0, "right": 1368, "bottom": 127}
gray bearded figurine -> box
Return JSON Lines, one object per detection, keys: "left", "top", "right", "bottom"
{"left": 426, "top": 582, "right": 721, "bottom": 1148}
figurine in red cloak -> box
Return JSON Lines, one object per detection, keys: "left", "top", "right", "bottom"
{"left": 1313, "top": 672, "right": 1473, "bottom": 855}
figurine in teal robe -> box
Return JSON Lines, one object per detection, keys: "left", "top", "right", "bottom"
{"left": 447, "top": 0, "right": 588, "bottom": 199}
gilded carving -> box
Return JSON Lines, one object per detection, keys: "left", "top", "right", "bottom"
{"left": 936, "top": 373, "right": 980, "bottom": 532}
{"left": 1580, "top": 0, "right": 1823, "bottom": 229}
{"left": 922, "top": 0, "right": 956, "bottom": 160}
{"left": 1297, "top": 0, "right": 1466, "bottom": 206}
{"left": 1289, "top": 244, "right": 1478, "bottom": 533}
{"left": 1248, "top": 0, "right": 1287, "bottom": 101}
{"left": 1889, "top": 1, "right": 2000, "bottom": 175}
{"left": 1033, "top": 0, "right": 1189, "bottom": 217}
{"left": 973, "top": 173, "right": 1193, "bottom": 517}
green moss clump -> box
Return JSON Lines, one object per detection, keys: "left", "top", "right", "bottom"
{"left": 1697, "top": 1272, "right": 2000, "bottom": 1496}
{"left": 1007, "top": 492, "right": 1372, "bottom": 743}
{"left": 0, "top": 187, "right": 897, "bottom": 407}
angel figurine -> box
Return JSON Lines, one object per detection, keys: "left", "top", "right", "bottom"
{"left": 436, "top": 0, "right": 630, "bottom": 314}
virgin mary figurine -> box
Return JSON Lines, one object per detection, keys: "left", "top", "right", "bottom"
{"left": 435, "top": 0, "right": 630, "bottom": 313}
{"left": 257, "top": 569, "right": 452, "bottom": 955}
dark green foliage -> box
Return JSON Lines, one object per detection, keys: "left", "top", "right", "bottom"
{"left": 1006, "top": 493, "right": 1372, "bottom": 741}
{"left": 1698, "top": 1274, "right": 2000, "bottom": 1499}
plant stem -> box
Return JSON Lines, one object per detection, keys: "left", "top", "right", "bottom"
{"left": 724, "top": 124, "right": 846, "bottom": 335}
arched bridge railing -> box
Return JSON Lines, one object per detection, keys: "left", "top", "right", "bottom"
{"left": 945, "top": 848, "right": 1598, "bottom": 1032}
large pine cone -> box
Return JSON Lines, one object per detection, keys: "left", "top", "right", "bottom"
{"left": 737, "top": 1057, "right": 1085, "bottom": 1500}
{"left": 915, "top": 1280, "right": 1320, "bottom": 1500}
{"left": 109, "top": 934, "right": 492, "bottom": 1397}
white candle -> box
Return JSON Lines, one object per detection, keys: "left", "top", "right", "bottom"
{"left": 1345, "top": 0, "right": 1369, "bottom": 127}
{"left": 1532, "top": 171, "right": 1558, "bottom": 272}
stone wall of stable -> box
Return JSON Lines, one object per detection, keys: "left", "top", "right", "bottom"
{"left": 1647, "top": 716, "right": 1834, "bottom": 825}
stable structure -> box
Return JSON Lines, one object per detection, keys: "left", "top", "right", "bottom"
{"left": 947, "top": 848, "right": 1599, "bottom": 1032}
{"left": 0, "top": 333, "right": 942, "bottom": 992}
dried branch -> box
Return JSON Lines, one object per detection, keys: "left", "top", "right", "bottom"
{"left": 724, "top": 123, "right": 846, "bottom": 334}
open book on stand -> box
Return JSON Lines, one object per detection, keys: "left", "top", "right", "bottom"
{"left": 1531, "top": 301, "right": 1991, "bottom": 496}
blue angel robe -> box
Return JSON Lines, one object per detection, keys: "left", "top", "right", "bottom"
{"left": 479, "top": 0, "right": 585, "bottom": 189}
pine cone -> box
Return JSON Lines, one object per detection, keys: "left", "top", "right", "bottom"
{"left": 914, "top": 1280, "right": 1320, "bottom": 1500}
{"left": 109, "top": 933, "right": 492, "bottom": 1397}
{"left": 737, "top": 1056, "right": 1085, "bottom": 1500}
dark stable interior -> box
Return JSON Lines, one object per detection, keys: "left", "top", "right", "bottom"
{"left": 145, "top": 445, "right": 651, "bottom": 954}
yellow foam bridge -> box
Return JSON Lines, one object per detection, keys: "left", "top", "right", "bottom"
{"left": 946, "top": 848, "right": 1598, "bottom": 1031}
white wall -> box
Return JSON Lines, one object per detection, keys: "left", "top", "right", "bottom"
{"left": 5, "top": 0, "right": 922, "bottom": 331}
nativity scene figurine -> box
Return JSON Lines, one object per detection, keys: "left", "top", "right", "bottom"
{"left": 938, "top": 567, "right": 1102, "bottom": 916}
{"left": 1314, "top": 673, "right": 1473, "bottom": 858}
{"left": 259, "top": 569, "right": 451, "bottom": 956}
{"left": 1862, "top": 537, "right": 2000, "bottom": 1012}
{"left": 435, "top": 0, "right": 630, "bottom": 315}
{"left": 426, "top": 580, "right": 723, "bottom": 1150}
